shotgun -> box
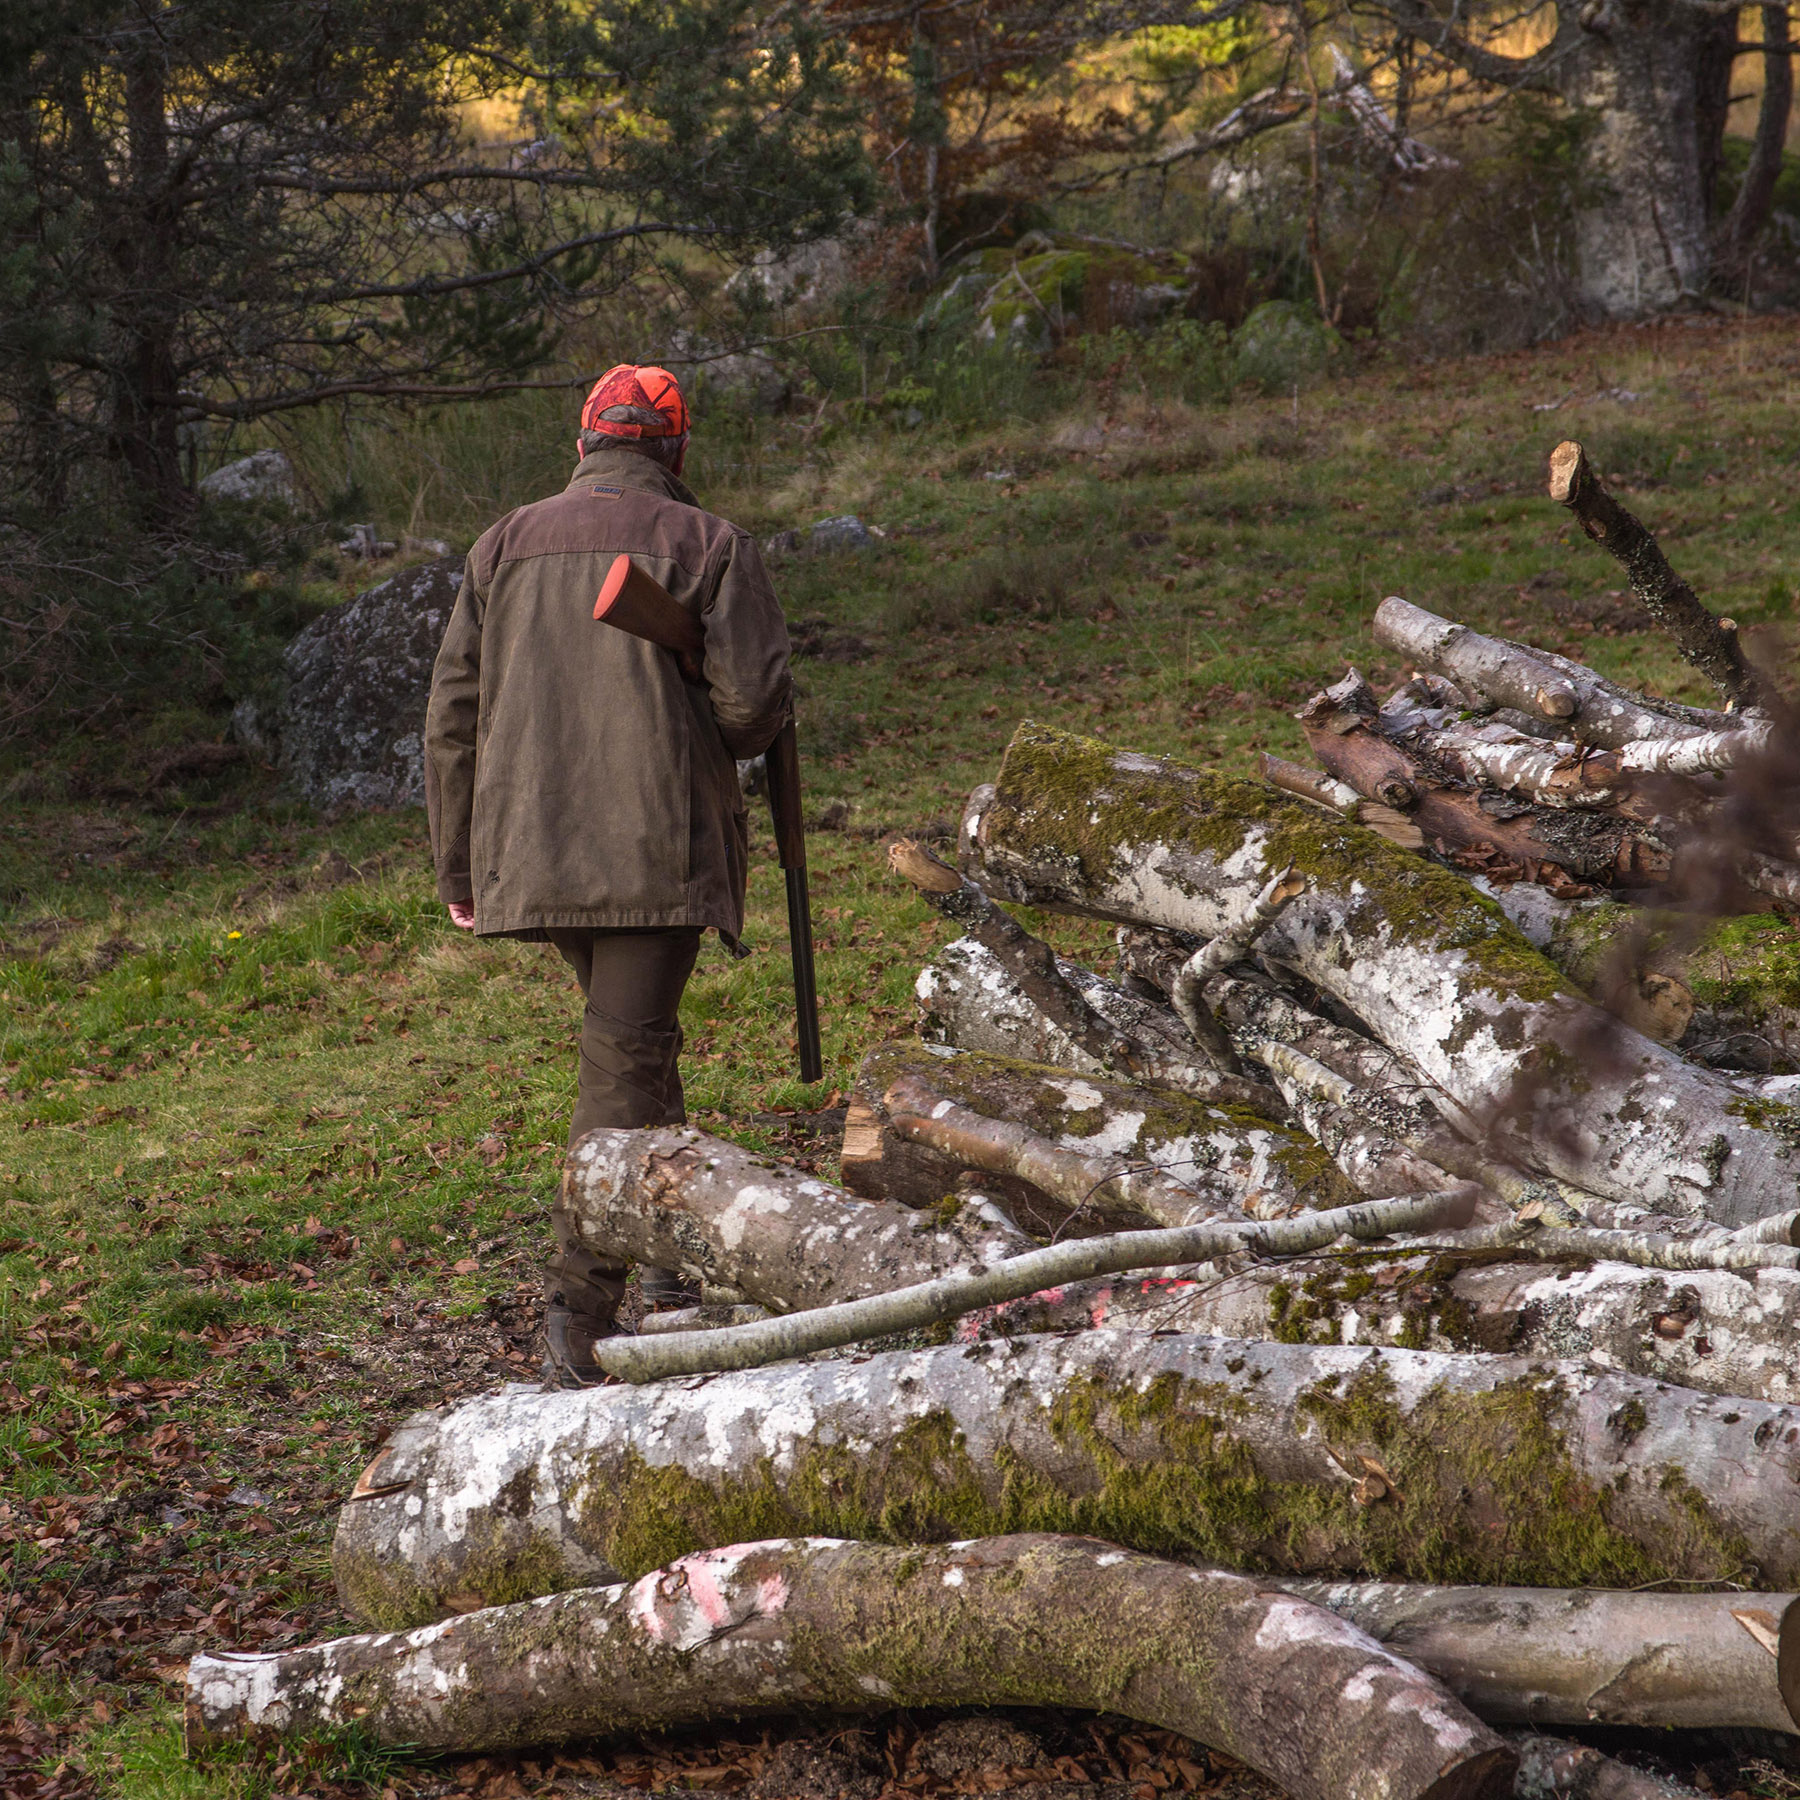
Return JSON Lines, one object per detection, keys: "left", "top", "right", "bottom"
{"left": 594, "top": 554, "right": 824, "bottom": 1084}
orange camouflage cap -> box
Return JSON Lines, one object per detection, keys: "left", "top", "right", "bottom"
{"left": 578, "top": 364, "right": 690, "bottom": 447}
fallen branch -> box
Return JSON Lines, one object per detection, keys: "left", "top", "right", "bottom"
{"left": 886, "top": 835, "right": 1241, "bottom": 1075}
{"left": 560, "top": 1126, "right": 1033, "bottom": 1317}
{"left": 1169, "top": 864, "right": 1306, "bottom": 1047}
{"left": 1549, "top": 440, "right": 1768, "bottom": 712}
{"left": 1511, "top": 1734, "right": 1711, "bottom": 1800}
{"left": 1282, "top": 1579, "right": 1799, "bottom": 1733}
{"left": 195, "top": 1533, "right": 1517, "bottom": 1800}
{"left": 967, "top": 722, "right": 1800, "bottom": 1224}
{"left": 593, "top": 1185, "right": 1476, "bottom": 1384}
{"left": 1260, "top": 753, "right": 1425, "bottom": 847}
{"left": 333, "top": 1330, "right": 1800, "bottom": 1626}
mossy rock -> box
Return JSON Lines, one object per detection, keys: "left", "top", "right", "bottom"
{"left": 1230, "top": 300, "right": 1344, "bottom": 393}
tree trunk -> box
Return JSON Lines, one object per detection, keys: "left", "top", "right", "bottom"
{"left": 194, "top": 1534, "right": 1519, "bottom": 1800}
{"left": 332, "top": 1330, "right": 1800, "bottom": 1629}
{"left": 958, "top": 1251, "right": 1800, "bottom": 1408}
{"left": 966, "top": 723, "right": 1800, "bottom": 1224}
{"left": 1717, "top": 6, "right": 1795, "bottom": 281}
{"left": 1281, "top": 1579, "right": 1799, "bottom": 1734}
{"left": 1552, "top": 12, "right": 1711, "bottom": 318}
{"left": 844, "top": 1038, "right": 1359, "bottom": 1227}
{"left": 560, "top": 1125, "right": 1032, "bottom": 1316}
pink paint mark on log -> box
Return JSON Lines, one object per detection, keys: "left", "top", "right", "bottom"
{"left": 682, "top": 1556, "right": 734, "bottom": 1629}
{"left": 626, "top": 1571, "right": 670, "bottom": 1642}
{"left": 756, "top": 1572, "right": 790, "bottom": 1615}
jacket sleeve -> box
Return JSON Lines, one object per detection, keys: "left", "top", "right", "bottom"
{"left": 701, "top": 529, "right": 792, "bottom": 759}
{"left": 423, "top": 551, "right": 486, "bottom": 904}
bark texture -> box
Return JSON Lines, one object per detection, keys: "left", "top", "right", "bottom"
{"left": 560, "top": 1125, "right": 1033, "bottom": 1315}
{"left": 196, "top": 1533, "right": 1518, "bottom": 1800}
{"left": 915, "top": 931, "right": 1278, "bottom": 1113}
{"left": 1373, "top": 598, "right": 1721, "bottom": 751}
{"left": 1281, "top": 1580, "right": 1799, "bottom": 1733}
{"left": 957, "top": 1252, "right": 1800, "bottom": 1407}
{"left": 844, "top": 1038, "right": 1358, "bottom": 1227}
{"left": 965, "top": 723, "right": 1800, "bottom": 1224}
{"left": 600, "top": 1189, "right": 1473, "bottom": 1384}
{"left": 332, "top": 1329, "right": 1800, "bottom": 1629}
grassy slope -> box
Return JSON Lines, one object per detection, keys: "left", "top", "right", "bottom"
{"left": 3, "top": 316, "right": 1798, "bottom": 1797}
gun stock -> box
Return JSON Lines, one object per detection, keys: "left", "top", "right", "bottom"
{"left": 594, "top": 554, "right": 703, "bottom": 680}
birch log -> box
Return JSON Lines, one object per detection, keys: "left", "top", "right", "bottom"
{"left": 1477, "top": 881, "right": 1800, "bottom": 1072}
{"left": 842, "top": 1038, "right": 1359, "bottom": 1226}
{"left": 1373, "top": 598, "right": 1724, "bottom": 750}
{"left": 1283, "top": 1579, "right": 1798, "bottom": 1733}
{"left": 332, "top": 1330, "right": 1800, "bottom": 1628}
{"left": 957, "top": 1253, "right": 1800, "bottom": 1406}
{"left": 194, "top": 1534, "right": 1518, "bottom": 1800}
{"left": 915, "top": 932, "right": 1278, "bottom": 1113}
{"left": 559, "top": 1126, "right": 1033, "bottom": 1316}
{"left": 965, "top": 722, "right": 1800, "bottom": 1224}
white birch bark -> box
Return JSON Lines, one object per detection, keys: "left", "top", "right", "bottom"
{"left": 1280, "top": 1580, "right": 1798, "bottom": 1734}
{"left": 843, "top": 1038, "right": 1358, "bottom": 1227}
{"left": 559, "top": 1126, "right": 1033, "bottom": 1315}
{"left": 966, "top": 723, "right": 1800, "bottom": 1225}
{"left": 957, "top": 1254, "right": 1800, "bottom": 1408}
{"left": 195, "top": 1533, "right": 1517, "bottom": 1800}
{"left": 332, "top": 1330, "right": 1800, "bottom": 1629}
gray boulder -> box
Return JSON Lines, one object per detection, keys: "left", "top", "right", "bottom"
{"left": 199, "top": 449, "right": 303, "bottom": 509}
{"left": 250, "top": 556, "right": 463, "bottom": 810}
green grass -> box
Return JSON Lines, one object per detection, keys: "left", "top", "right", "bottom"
{"left": 4, "top": 312, "right": 1799, "bottom": 1796}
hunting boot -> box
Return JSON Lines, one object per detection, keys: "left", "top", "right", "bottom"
{"left": 541, "top": 1213, "right": 629, "bottom": 1389}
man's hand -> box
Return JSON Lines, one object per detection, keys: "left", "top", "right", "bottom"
{"left": 446, "top": 901, "right": 476, "bottom": 932}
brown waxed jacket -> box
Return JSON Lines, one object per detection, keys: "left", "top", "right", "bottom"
{"left": 423, "top": 446, "right": 791, "bottom": 937}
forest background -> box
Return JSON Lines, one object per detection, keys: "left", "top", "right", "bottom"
{"left": 3, "top": 3, "right": 1800, "bottom": 1797}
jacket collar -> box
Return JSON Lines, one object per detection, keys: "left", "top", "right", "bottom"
{"left": 567, "top": 445, "right": 699, "bottom": 508}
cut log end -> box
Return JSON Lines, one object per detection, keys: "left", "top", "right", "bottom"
{"left": 1548, "top": 440, "right": 1587, "bottom": 507}
{"left": 888, "top": 836, "right": 964, "bottom": 896}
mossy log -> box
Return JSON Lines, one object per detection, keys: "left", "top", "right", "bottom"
{"left": 1280, "top": 1578, "right": 1798, "bottom": 1734}
{"left": 559, "top": 1125, "right": 1032, "bottom": 1315}
{"left": 1484, "top": 883, "right": 1800, "bottom": 1076}
{"left": 957, "top": 1253, "right": 1800, "bottom": 1406}
{"left": 966, "top": 722, "right": 1800, "bottom": 1225}
{"left": 842, "top": 1038, "right": 1358, "bottom": 1229}
{"left": 332, "top": 1330, "right": 1800, "bottom": 1629}
{"left": 193, "top": 1534, "right": 1517, "bottom": 1800}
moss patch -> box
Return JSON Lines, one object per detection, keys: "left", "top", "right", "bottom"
{"left": 986, "top": 722, "right": 1569, "bottom": 1006}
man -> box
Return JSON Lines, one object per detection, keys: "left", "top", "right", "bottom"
{"left": 423, "top": 364, "right": 792, "bottom": 1385}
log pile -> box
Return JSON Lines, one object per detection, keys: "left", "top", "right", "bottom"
{"left": 189, "top": 442, "right": 1800, "bottom": 1800}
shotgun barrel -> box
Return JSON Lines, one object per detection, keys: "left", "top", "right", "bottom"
{"left": 593, "top": 554, "right": 823, "bottom": 1084}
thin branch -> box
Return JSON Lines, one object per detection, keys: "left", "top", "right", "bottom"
{"left": 594, "top": 1185, "right": 1479, "bottom": 1383}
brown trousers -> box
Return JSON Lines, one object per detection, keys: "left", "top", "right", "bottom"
{"left": 543, "top": 926, "right": 702, "bottom": 1319}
